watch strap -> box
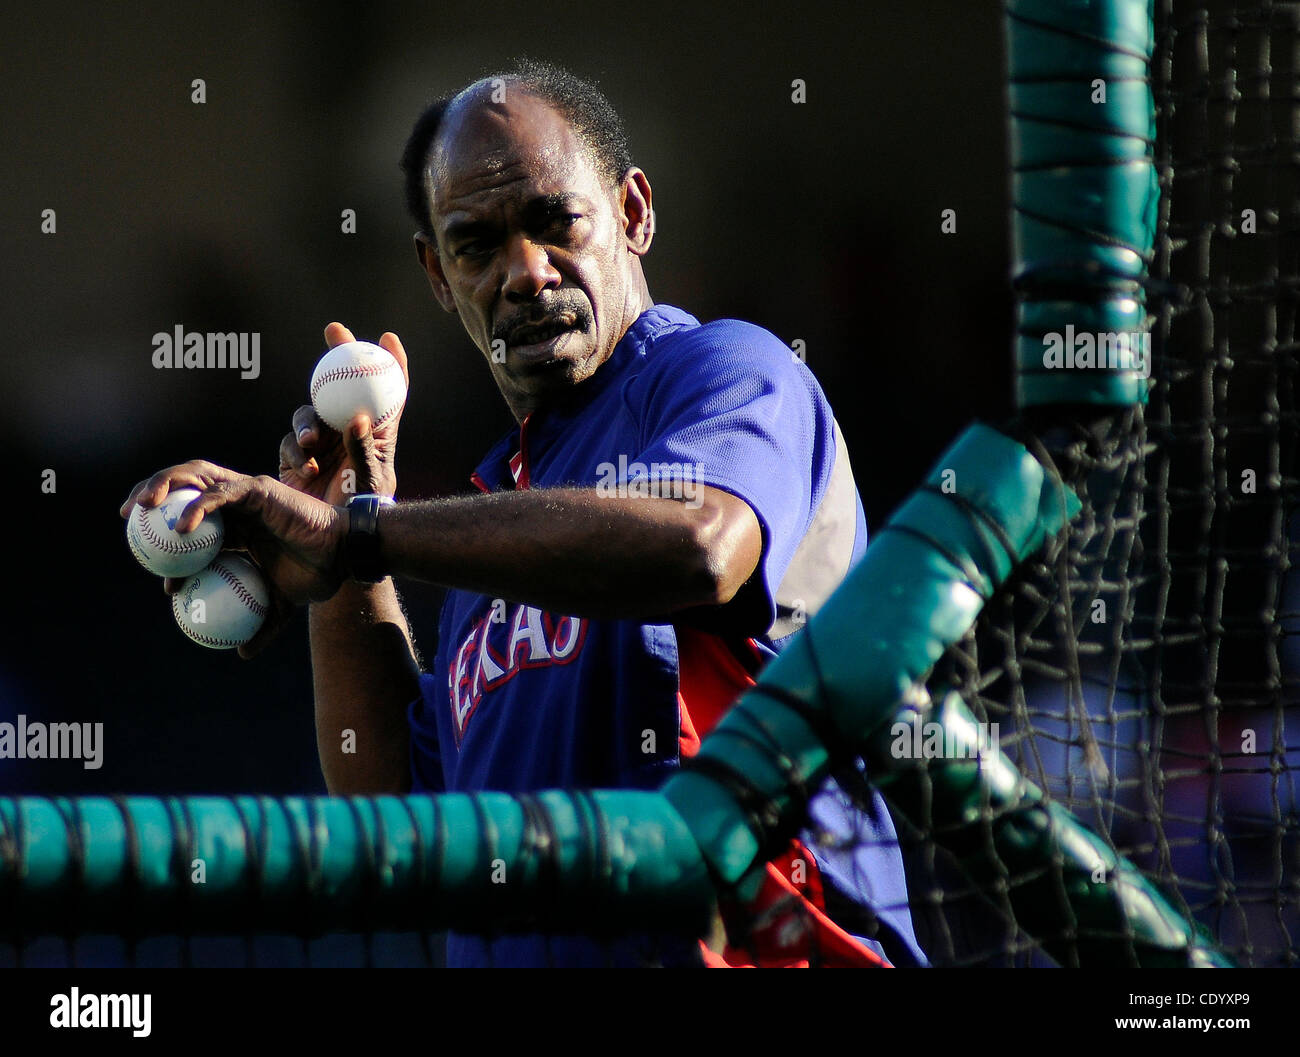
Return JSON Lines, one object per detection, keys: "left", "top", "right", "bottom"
{"left": 344, "top": 493, "right": 395, "bottom": 583}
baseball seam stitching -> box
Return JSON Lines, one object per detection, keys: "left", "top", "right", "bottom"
{"left": 311, "top": 363, "right": 404, "bottom": 430}
{"left": 135, "top": 509, "right": 220, "bottom": 555}
{"left": 310, "top": 362, "right": 402, "bottom": 402}
{"left": 171, "top": 610, "right": 245, "bottom": 648}
{"left": 210, "top": 562, "right": 269, "bottom": 617}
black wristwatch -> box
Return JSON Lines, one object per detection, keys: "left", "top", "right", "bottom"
{"left": 342, "top": 493, "right": 395, "bottom": 583}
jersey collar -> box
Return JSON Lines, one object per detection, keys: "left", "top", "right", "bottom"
{"left": 470, "top": 303, "right": 700, "bottom": 493}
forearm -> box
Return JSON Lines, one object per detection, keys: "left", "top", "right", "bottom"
{"left": 308, "top": 579, "right": 420, "bottom": 794}
{"left": 376, "top": 489, "right": 735, "bottom": 619}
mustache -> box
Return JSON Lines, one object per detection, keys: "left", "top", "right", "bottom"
{"left": 493, "top": 298, "right": 594, "bottom": 345}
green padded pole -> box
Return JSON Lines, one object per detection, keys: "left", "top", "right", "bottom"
{"left": 664, "top": 424, "right": 1077, "bottom": 894}
{"left": 874, "top": 690, "right": 1229, "bottom": 967}
{"left": 1010, "top": 0, "right": 1157, "bottom": 407}
{"left": 0, "top": 791, "right": 714, "bottom": 938}
{"left": 665, "top": 422, "right": 1230, "bottom": 966}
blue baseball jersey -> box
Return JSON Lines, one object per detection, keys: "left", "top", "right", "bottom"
{"left": 408, "top": 304, "right": 925, "bottom": 967}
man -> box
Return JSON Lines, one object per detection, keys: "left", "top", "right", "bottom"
{"left": 121, "top": 59, "right": 925, "bottom": 968}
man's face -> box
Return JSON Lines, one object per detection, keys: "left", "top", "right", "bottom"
{"left": 422, "top": 88, "right": 642, "bottom": 417}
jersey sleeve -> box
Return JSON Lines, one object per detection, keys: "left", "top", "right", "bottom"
{"left": 630, "top": 320, "right": 838, "bottom": 638}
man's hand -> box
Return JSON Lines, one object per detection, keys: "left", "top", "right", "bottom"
{"left": 280, "top": 323, "right": 410, "bottom": 504}
{"left": 119, "top": 462, "right": 347, "bottom": 657}
{"left": 280, "top": 325, "right": 416, "bottom": 792}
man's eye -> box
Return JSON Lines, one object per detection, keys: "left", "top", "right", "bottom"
{"left": 455, "top": 242, "right": 490, "bottom": 258}
{"left": 546, "top": 214, "right": 581, "bottom": 233}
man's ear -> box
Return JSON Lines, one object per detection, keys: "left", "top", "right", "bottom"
{"left": 414, "top": 233, "right": 458, "bottom": 314}
{"left": 619, "top": 168, "right": 654, "bottom": 256}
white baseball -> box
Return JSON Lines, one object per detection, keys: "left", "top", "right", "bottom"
{"left": 310, "top": 340, "right": 407, "bottom": 432}
{"left": 127, "top": 487, "right": 224, "bottom": 578}
{"left": 171, "top": 554, "right": 270, "bottom": 650}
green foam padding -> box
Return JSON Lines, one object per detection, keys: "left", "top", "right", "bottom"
{"left": 1008, "top": 0, "right": 1157, "bottom": 408}
{"left": 0, "top": 791, "right": 715, "bottom": 938}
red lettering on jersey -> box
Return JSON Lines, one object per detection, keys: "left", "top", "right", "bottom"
{"left": 449, "top": 617, "right": 486, "bottom": 744}
{"left": 506, "top": 605, "right": 551, "bottom": 667}
{"left": 472, "top": 614, "right": 509, "bottom": 700}
{"left": 545, "top": 612, "right": 586, "bottom": 661}
{"left": 448, "top": 604, "right": 589, "bottom": 740}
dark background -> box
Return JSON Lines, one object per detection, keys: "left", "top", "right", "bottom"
{"left": 1, "top": 0, "right": 1011, "bottom": 795}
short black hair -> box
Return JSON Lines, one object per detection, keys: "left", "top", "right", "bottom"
{"left": 399, "top": 58, "right": 633, "bottom": 239}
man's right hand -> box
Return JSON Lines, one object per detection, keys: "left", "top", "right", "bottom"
{"left": 280, "top": 322, "right": 409, "bottom": 504}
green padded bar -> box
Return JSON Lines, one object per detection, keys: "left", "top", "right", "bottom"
{"left": 0, "top": 791, "right": 714, "bottom": 938}
{"left": 664, "top": 424, "right": 1079, "bottom": 895}
{"left": 870, "top": 690, "right": 1232, "bottom": 967}
{"left": 1009, "top": 0, "right": 1156, "bottom": 407}
{"left": 665, "top": 419, "right": 1229, "bottom": 964}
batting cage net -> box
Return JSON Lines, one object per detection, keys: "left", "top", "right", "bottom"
{"left": 3, "top": 0, "right": 1297, "bottom": 969}
{"left": 900, "top": 0, "right": 1300, "bottom": 967}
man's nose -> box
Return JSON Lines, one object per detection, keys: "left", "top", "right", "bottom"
{"left": 502, "top": 236, "right": 561, "bottom": 301}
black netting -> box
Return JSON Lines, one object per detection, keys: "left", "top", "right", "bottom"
{"left": 882, "top": 0, "right": 1300, "bottom": 968}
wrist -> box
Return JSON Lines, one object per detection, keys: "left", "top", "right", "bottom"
{"left": 340, "top": 493, "right": 395, "bottom": 583}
